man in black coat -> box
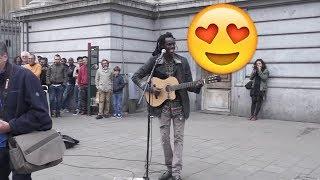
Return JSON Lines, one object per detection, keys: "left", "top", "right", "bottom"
{"left": 0, "top": 42, "right": 52, "bottom": 180}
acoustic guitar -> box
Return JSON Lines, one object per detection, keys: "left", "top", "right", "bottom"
{"left": 145, "top": 75, "right": 221, "bottom": 107}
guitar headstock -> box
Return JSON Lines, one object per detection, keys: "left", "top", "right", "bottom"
{"left": 204, "top": 75, "right": 222, "bottom": 84}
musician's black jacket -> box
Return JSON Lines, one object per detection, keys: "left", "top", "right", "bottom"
{"left": 0, "top": 62, "right": 52, "bottom": 136}
{"left": 131, "top": 53, "right": 202, "bottom": 119}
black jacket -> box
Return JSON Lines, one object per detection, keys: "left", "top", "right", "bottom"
{"left": 113, "top": 74, "right": 125, "bottom": 94}
{"left": 131, "top": 53, "right": 202, "bottom": 119}
{"left": 67, "top": 64, "right": 76, "bottom": 84}
{"left": 40, "top": 67, "right": 47, "bottom": 85}
{"left": 2, "top": 62, "right": 52, "bottom": 135}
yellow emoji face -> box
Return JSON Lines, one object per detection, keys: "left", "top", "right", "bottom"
{"left": 187, "top": 4, "right": 258, "bottom": 74}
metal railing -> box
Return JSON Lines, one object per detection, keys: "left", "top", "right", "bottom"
{"left": 0, "top": 17, "right": 22, "bottom": 62}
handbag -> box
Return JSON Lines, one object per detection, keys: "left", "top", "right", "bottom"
{"left": 245, "top": 80, "right": 253, "bottom": 89}
{"left": 8, "top": 129, "right": 66, "bottom": 174}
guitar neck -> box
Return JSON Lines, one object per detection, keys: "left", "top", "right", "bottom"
{"left": 170, "top": 79, "right": 203, "bottom": 91}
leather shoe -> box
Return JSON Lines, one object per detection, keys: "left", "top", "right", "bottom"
{"left": 96, "top": 115, "right": 103, "bottom": 119}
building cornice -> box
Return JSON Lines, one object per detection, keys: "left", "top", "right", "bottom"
{"left": 12, "top": 0, "right": 317, "bottom": 21}
{"left": 13, "top": 0, "right": 155, "bottom": 21}
{"left": 157, "top": 0, "right": 320, "bottom": 18}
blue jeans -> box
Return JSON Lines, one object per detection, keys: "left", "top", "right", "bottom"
{"left": 112, "top": 93, "right": 123, "bottom": 116}
{"left": 62, "top": 83, "right": 75, "bottom": 110}
{"left": 49, "top": 85, "right": 64, "bottom": 113}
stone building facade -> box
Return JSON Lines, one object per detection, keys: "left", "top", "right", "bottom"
{"left": 0, "top": 0, "right": 32, "bottom": 17}
{"left": 12, "top": 0, "right": 320, "bottom": 122}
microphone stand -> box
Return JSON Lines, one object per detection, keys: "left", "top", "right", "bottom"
{"left": 138, "top": 56, "right": 161, "bottom": 180}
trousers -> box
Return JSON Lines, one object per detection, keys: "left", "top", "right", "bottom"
{"left": 98, "top": 90, "right": 112, "bottom": 115}
{"left": 159, "top": 109, "right": 185, "bottom": 177}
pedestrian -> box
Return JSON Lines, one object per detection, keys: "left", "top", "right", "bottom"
{"left": 24, "top": 53, "right": 42, "bottom": 79}
{"left": 46, "top": 54, "right": 67, "bottom": 118}
{"left": 0, "top": 42, "right": 52, "bottom": 180}
{"left": 112, "top": 66, "right": 125, "bottom": 118}
{"left": 78, "top": 56, "right": 88, "bottom": 115}
{"left": 248, "top": 59, "right": 269, "bottom": 121}
{"left": 62, "top": 58, "right": 76, "bottom": 112}
{"left": 13, "top": 56, "right": 22, "bottom": 66}
{"left": 20, "top": 51, "right": 29, "bottom": 66}
{"left": 60, "top": 58, "right": 68, "bottom": 97}
{"left": 39, "top": 57, "right": 48, "bottom": 85}
{"left": 72, "top": 56, "right": 83, "bottom": 115}
{"left": 61, "top": 58, "right": 68, "bottom": 68}
{"left": 132, "top": 32, "right": 203, "bottom": 180}
{"left": 95, "top": 59, "right": 113, "bottom": 119}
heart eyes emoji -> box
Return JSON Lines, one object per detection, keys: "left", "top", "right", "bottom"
{"left": 195, "top": 23, "right": 249, "bottom": 44}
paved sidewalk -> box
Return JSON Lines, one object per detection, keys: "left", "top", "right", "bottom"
{"left": 31, "top": 112, "right": 320, "bottom": 180}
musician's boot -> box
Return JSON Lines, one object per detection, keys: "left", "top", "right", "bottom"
{"left": 158, "top": 170, "right": 172, "bottom": 180}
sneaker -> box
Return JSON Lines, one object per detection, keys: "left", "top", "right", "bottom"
{"left": 117, "top": 114, "right": 123, "bottom": 119}
{"left": 51, "top": 111, "right": 56, "bottom": 118}
{"left": 96, "top": 115, "right": 103, "bottom": 119}
{"left": 73, "top": 109, "right": 80, "bottom": 115}
{"left": 158, "top": 170, "right": 172, "bottom": 180}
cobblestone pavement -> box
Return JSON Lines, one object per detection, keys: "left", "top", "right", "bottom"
{"left": 29, "top": 112, "right": 320, "bottom": 180}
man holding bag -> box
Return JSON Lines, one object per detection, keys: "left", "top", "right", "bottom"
{"left": 0, "top": 42, "right": 52, "bottom": 180}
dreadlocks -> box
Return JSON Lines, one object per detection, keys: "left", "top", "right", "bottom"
{"left": 152, "top": 32, "right": 175, "bottom": 56}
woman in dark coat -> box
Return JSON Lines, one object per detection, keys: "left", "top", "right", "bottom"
{"left": 249, "top": 59, "right": 269, "bottom": 121}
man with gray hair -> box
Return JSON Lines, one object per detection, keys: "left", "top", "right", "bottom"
{"left": 95, "top": 59, "right": 113, "bottom": 119}
{"left": 0, "top": 42, "right": 52, "bottom": 179}
{"left": 20, "top": 51, "right": 29, "bottom": 66}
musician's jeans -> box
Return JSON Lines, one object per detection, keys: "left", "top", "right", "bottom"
{"left": 0, "top": 148, "right": 32, "bottom": 180}
{"left": 159, "top": 111, "right": 185, "bottom": 177}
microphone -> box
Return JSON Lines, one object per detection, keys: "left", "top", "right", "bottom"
{"left": 156, "top": 49, "right": 166, "bottom": 62}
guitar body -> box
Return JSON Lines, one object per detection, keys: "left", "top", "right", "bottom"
{"left": 145, "top": 76, "right": 179, "bottom": 107}
{"left": 144, "top": 75, "right": 220, "bottom": 107}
